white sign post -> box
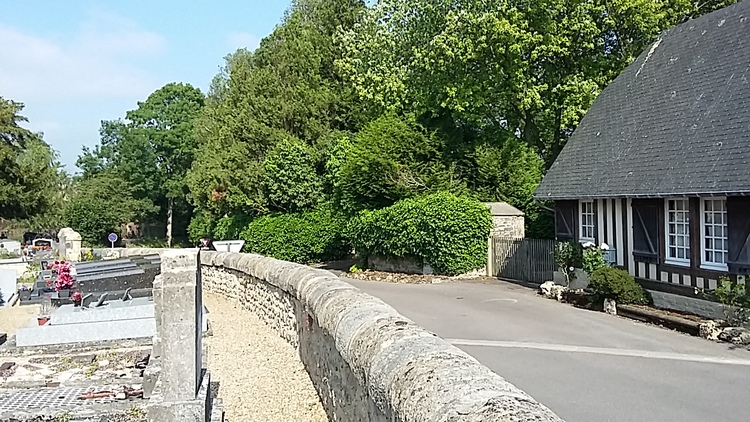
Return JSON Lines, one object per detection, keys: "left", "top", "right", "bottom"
{"left": 108, "top": 233, "right": 118, "bottom": 249}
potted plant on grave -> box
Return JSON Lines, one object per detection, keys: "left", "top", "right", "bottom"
{"left": 52, "top": 261, "right": 75, "bottom": 298}
{"left": 19, "top": 285, "right": 31, "bottom": 301}
{"left": 37, "top": 302, "right": 53, "bottom": 325}
{"left": 71, "top": 291, "right": 83, "bottom": 307}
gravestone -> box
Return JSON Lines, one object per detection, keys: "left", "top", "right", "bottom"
{"left": 0, "top": 240, "right": 21, "bottom": 255}
{"left": 122, "top": 287, "right": 133, "bottom": 301}
{"left": 0, "top": 269, "right": 17, "bottom": 307}
{"left": 57, "top": 228, "right": 82, "bottom": 262}
{"left": 94, "top": 293, "right": 108, "bottom": 308}
{"left": 80, "top": 293, "right": 94, "bottom": 308}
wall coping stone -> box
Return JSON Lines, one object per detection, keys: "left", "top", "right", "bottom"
{"left": 201, "top": 251, "right": 563, "bottom": 421}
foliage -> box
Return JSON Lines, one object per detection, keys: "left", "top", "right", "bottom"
{"left": 582, "top": 243, "right": 609, "bottom": 276}
{"left": 76, "top": 83, "right": 205, "bottom": 244}
{"left": 187, "top": 212, "right": 216, "bottom": 244}
{"left": 240, "top": 205, "right": 349, "bottom": 264}
{"left": 263, "top": 137, "right": 323, "bottom": 212}
{"left": 714, "top": 276, "right": 750, "bottom": 326}
{"left": 588, "top": 267, "right": 649, "bottom": 305}
{"left": 349, "top": 192, "right": 492, "bottom": 275}
{"left": 213, "top": 214, "right": 253, "bottom": 241}
{"left": 0, "top": 97, "right": 67, "bottom": 221}
{"left": 63, "top": 173, "right": 156, "bottom": 245}
{"left": 187, "top": 0, "right": 365, "bottom": 218}
{"left": 80, "top": 249, "right": 98, "bottom": 262}
{"left": 338, "top": 0, "right": 739, "bottom": 167}
{"left": 553, "top": 241, "right": 582, "bottom": 286}
{"left": 338, "top": 115, "right": 462, "bottom": 214}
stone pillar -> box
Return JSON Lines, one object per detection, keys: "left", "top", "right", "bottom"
{"left": 147, "top": 249, "right": 207, "bottom": 421}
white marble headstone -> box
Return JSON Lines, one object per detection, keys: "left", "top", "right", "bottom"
{"left": 0, "top": 268, "right": 17, "bottom": 307}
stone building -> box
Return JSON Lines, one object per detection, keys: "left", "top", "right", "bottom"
{"left": 483, "top": 202, "right": 525, "bottom": 239}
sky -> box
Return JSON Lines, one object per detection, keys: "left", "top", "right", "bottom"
{"left": 0, "top": 0, "right": 292, "bottom": 172}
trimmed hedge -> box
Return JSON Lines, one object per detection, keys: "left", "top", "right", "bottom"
{"left": 589, "top": 267, "right": 649, "bottom": 305}
{"left": 213, "top": 214, "right": 253, "bottom": 241}
{"left": 349, "top": 192, "right": 492, "bottom": 275}
{"left": 240, "top": 206, "right": 349, "bottom": 264}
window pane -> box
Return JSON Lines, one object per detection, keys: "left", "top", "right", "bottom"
{"left": 678, "top": 249, "right": 685, "bottom": 259}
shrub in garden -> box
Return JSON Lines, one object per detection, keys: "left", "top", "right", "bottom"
{"left": 240, "top": 206, "right": 349, "bottom": 264}
{"left": 349, "top": 192, "right": 492, "bottom": 276}
{"left": 188, "top": 212, "right": 216, "bottom": 244}
{"left": 553, "top": 241, "right": 582, "bottom": 286}
{"left": 582, "top": 242, "right": 608, "bottom": 276}
{"left": 588, "top": 267, "right": 649, "bottom": 305}
{"left": 212, "top": 214, "right": 253, "bottom": 241}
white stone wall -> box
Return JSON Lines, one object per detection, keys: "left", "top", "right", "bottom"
{"left": 490, "top": 215, "right": 525, "bottom": 238}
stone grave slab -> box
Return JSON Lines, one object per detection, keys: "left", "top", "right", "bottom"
{"left": 15, "top": 318, "right": 156, "bottom": 347}
{"left": 50, "top": 297, "right": 154, "bottom": 325}
{"left": 0, "top": 268, "right": 17, "bottom": 307}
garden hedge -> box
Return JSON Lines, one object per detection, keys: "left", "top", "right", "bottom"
{"left": 349, "top": 192, "right": 492, "bottom": 275}
{"left": 240, "top": 206, "right": 349, "bottom": 264}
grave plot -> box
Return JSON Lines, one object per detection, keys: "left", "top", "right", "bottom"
{"left": 0, "top": 343, "right": 152, "bottom": 421}
{"left": 14, "top": 294, "right": 210, "bottom": 347}
{"left": 20, "top": 255, "right": 161, "bottom": 306}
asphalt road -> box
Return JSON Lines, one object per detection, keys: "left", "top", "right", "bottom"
{"left": 346, "top": 278, "right": 750, "bottom": 422}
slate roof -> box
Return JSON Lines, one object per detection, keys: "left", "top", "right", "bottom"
{"left": 535, "top": 1, "right": 750, "bottom": 200}
{"left": 483, "top": 202, "right": 524, "bottom": 216}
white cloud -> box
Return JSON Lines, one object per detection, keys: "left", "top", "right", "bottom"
{"left": 227, "top": 31, "right": 260, "bottom": 52}
{"left": 0, "top": 11, "right": 167, "bottom": 103}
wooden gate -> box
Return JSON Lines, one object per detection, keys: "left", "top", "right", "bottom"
{"left": 489, "top": 237, "right": 555, "bottom": 284}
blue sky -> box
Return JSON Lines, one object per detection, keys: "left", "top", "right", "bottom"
{"left": 0, "top": 0, "right": 292, "bottom": 172}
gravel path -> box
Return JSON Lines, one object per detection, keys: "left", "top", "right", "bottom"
{"left": 203, "top": 293, "right": 327, "bottom": 422}
{"left": 0, "top": 304, "right": 38, "bottom": 336}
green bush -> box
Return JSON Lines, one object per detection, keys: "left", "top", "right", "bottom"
{"left": 582, "top": 244, "right": 609, "bottom": 276}
{"left": 240, "top": 206, "right": 349, "bottom": 264}
{"left": 64, "top": 200, "right": 123, "bottom": 245}
{"left": 588, "top": 267, "right": 649, "bottom": 305}
{"left": 337, "top": 115, "right": 459, "bottom": 214}
{"left": 212, "top": 214, "right": 252, "bottom": 241}
{"left": 187, "top": 212, "right": 216, "bottom": 244}
{"left": 349, "top": 192, "right": 492, "bottom": 275}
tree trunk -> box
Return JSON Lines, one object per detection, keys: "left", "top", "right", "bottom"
{"left": 166, "top": 198, "right": 173, "bottom": 248}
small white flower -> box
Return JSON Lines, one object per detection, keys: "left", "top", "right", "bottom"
{"left": 569, "top": 266, "right": 574, "bottom": 271}
{"left": 600, "top": 243, "right": 610, "bottom": 251}
{"left": 582, "top": 241, "right": 595, "bottom": 248}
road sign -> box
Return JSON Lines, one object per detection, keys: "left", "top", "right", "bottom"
{"left": 108, "top": 233, "right": 118, "bottom": 248}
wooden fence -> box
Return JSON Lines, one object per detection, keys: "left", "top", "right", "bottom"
{"left": 488, "top": 237, "right": 556, "bottom": 284}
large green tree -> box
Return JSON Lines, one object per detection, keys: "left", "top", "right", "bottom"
{"left": 0, "top": 97, "right": 65, "bottom": 221}
{"left": 77, "top": 83, "right": 205, "bottom": 245}
{"left": 339, "top": 0, "right": 739, "bottom": 167}
{"left": 187, "top": 0, "right": 365, "bottom": 219}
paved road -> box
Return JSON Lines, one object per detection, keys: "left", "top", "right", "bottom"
{"left": 346, "top": 278, "right": 750, "bottom": 422}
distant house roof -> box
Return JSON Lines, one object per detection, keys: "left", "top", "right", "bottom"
{"left": 483, "top": 202, "right": 524, "bottom": 216}
{"left": 535, "top": 2, "right": 750, "bottom": 200}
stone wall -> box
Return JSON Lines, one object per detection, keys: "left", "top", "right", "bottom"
{"left": 200, "top": 251, "right": 562, "bottom": 422}
{"left": 490, "top": 215, "right": 525, "bottom": 238}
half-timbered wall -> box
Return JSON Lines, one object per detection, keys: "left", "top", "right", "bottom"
{"left": 554, "top": 198, "right": 750, "bottom": 291}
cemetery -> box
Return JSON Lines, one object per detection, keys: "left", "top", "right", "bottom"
{"left": 0, "top": 231, "right": 224, "bottom": 421}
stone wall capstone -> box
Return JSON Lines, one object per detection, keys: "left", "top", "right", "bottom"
{"left": 199, "top": 250, "right": 563, "bottom": 422}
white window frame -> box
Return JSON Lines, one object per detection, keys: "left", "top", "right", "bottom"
{"left": 665, "top": 198, "right": 690, "bottom": 267}
{"left": 579, "top": 200, "right": 596, "bottom": 243}
{"left": 700, "top": 197, "right": 729, "bottom": 272}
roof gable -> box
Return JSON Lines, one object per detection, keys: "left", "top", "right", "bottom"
{"left": 536, "top": 2, "right": 750, "bottom": 200}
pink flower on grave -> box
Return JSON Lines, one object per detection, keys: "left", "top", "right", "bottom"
{"left": 54, "top": 261, "right": 75, "bottom": 291}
